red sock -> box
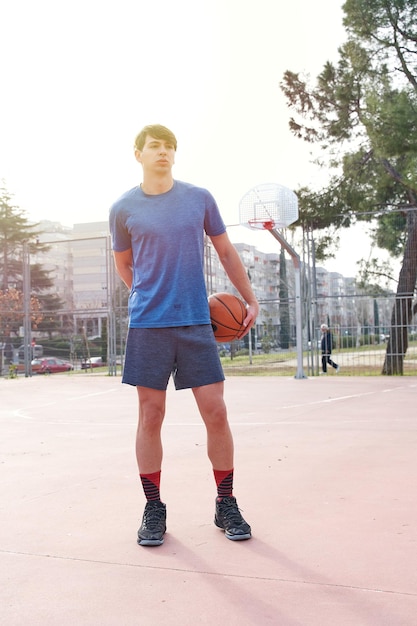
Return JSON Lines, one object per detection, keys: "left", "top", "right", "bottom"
{"left": 140, "top": 471, "right": 161, "bottom": 501}
{"left": 214, "top": 468, "right": 234, "bottom": 500}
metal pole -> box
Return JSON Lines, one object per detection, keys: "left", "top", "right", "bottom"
{"left": 248, "top": 326, "right": 253, "bottom": 364}
{"left": 247, "top": 269, "right": 253, "bottom": 365}
{"left": 119, "top": 272, "right": 125, "bottom": 373}
{"left": 22, "top": 241, "right": 32, "bottom": 377}
{"left": 269, "top": 230, "right": 306, "bottom": 379}
{"left": 310, "top": 229, "right": 320, "bottom": 375}
{"left": 303, "top": 225, "right": 312, "bottom": 374}
{"left": 106, "top": 236, "right": 117, "bottom": 376}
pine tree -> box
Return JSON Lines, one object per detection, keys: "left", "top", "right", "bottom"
{"left": 0, "top": 181, "right": 48, "bottom": 290}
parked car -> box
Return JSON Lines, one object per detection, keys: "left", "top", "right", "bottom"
{"left": 16, "top": 359, "right": 43, "bottom": 373}
{"left": 30, "top": 359, "right": 43, "bottom": 373}
{"left": 33, "top": 357, "right": 74, "bottom": 374}
{"left": 81, "top": 356, "right": 103, "bottom": 369}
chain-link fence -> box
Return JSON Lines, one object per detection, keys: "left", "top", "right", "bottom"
{"left": 218, "top": 293, "right": 417, "bottom": 377}
{"left": 2, "top": 291, "right": 416, "bottom": 378}
{"left": 0, "top": 234, "right": 125, "bottom": 377}
{"left": 1, "top": 218, "right": 416, "bottom": 377}
{"left": 304, "top": 294, "right": 417, "bottom": 376}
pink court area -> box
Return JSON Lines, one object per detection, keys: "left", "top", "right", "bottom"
{"left": 1, "top": 374, "right": 416, "bottom": 625}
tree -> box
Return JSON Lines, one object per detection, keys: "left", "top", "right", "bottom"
{"left": 0, "top": 182, "right": 64, "bottom": 340}
{"left": 35, "top": 292, "right": 66, "bottom": 339}
{"left": 29, "top": 262, "right": 65, "bottom": 335}
{"left": 0, "top": 182, "right": 50, "bottom": 290}
{"left": 0, "top": 288, "right": 42, "bottom": 339}
{"left": 280, "top": 0, "right": 417, "bottom": 375}
{"left": 374, "top": 298, "right": 380, "bottom": 343}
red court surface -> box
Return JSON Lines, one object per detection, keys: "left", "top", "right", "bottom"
{"left": 1, "top": 374, "right": 416, "bottom": 625}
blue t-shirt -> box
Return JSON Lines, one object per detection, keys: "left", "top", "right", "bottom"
{"left": 109, "top": 180, "right": 226, "bottom": 328}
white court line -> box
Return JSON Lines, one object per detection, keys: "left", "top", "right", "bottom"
{"left": 65, "top": 388, "right": 118, "bottom": 401}
{"left": 4, "top": 384, "right": 412, "bottom": 424}
{"left": 7, "top": 388, "right": 117, "bottom": 420}
{"left": 277, "top": 384, "right": 413, "bottom": 410}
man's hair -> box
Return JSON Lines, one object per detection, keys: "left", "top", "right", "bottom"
{"left": 321, "top": 324, "right": 329, "bottom": 331}
{"left": 134, "top": 124, "right": 177, "bottom": 151}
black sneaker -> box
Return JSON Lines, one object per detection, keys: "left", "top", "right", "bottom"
{"left": 214, "top": 496, "right": 252, "bottom": 541}
{"left": 137, "top": 501, "right": 166, "bottom": 546}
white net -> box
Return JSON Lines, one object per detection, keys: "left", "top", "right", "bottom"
{"left": 239, "top": 183, "right": 299, "bottom": 229}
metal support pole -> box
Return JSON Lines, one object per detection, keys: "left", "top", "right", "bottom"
{"left": 22, "top": 241, "right": 32, "bottom": 377}
{"left": 106, "top": 236, "right": 117, "bottom": 376}
{"left": 304, "top": 226, "right": 313, "bottom": 374}
{"left": 118, "top": 272, "right": 125, "bottom": 373}
{"left": 309, "top": 229, "right": 320, "bottom": 375}
{"left": 269, "top": 230, "right": 306, "bottom": 379}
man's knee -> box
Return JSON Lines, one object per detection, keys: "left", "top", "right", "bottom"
{"left": 137, "top": 387, "right": 166, "bottom": 427}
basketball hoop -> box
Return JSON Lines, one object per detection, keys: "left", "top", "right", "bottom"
{"left": 238, "top": 182, "right": 306, "bottom": 379}
{"left": 239, "top": 183, "right": 298, "bottom": 230}
{"left": 247, "top": 218, "right": 276, "bottom": 230}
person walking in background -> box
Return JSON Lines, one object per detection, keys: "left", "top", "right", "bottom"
{"left": 320, "top": 323, "right": 340, "bottom": 374}
{"left": 109, "top": 124, "right": 259, "bottom": 547}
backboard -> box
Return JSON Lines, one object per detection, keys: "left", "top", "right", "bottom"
{"left": 239, "top": 183, "right": 299, "bottom": 230}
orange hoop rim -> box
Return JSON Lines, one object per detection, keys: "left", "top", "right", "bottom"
{"left": 247, "top": 218, "right": 276, "bottom": 230}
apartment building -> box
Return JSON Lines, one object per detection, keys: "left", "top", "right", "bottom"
{"left": 34, "top": 221, "right": 357, "bottom": 346}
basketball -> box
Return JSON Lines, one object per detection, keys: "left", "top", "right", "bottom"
{"left": 208, "top": 292, "right": 247, "bottom": 342}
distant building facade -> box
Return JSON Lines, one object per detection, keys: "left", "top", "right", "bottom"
{"left": 35, "top": 221, "right": 360, "bottom": 346}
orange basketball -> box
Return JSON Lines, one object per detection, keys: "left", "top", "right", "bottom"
{"left": 208, "top": 292, "right": 247, "bottom": 342}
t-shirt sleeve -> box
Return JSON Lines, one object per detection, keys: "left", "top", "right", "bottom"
{"left": 109, "top": 203, "right": 131, "bottom": 252}
{"left": 203, "top": 191, "right": 227, "bottom": 237}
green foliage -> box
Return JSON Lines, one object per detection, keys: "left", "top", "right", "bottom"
{"left": 373, "top": 213, "right": 407, "bottom": 257}
{"left": 281, "top": 4, "right": 417, "bottom": 233}
{"left": 101, "top": 317, "right": 108, "bottom": 363}
{"left": 356, "top": 257, "right": 397, "bottom": 294}
{"left": 279, "top": 248, "right": 290, "bottom": 348}
{"left": 7, "top": 363, "right": 18, "bottom": 379}
{"left": 40, "top": 336, "right": 103, "bottom": 360}
{"left": 260, "top": 335, "right": 273, "bottom": 354}
{"left": 342, "top": 0, "right": 417, "bottom": 92}
{"left": 340, "top": 335, "right": 356, "bottom": 349}
{"left": 36, "top": 292, "right": 67, "bottom": 338}
{"left": 234, "top": 348, "right": 249, "bottom": 357}
{"left": 39, "top": 338, "right": 72, "bottom": 359}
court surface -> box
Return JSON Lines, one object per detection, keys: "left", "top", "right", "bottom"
{"left": 1, "top": 374, "right": 416, "bottom": 625}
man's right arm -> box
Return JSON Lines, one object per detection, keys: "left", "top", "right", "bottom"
{"left": 113, "top": 249, "right": 133, "bottom": 290}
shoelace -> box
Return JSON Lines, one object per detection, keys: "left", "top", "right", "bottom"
{"left": 219, "top": 499, "right": 245, "bottom": 524}
{"left": 143, "top": 504, "right": 165, "bottom": 529}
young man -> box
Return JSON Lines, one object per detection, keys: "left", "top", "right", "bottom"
{"left": 109, "top": 124, "right": 259, "bottom": 546}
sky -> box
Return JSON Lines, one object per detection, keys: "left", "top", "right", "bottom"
{"left": 0, "top": 0, "right": 377, "bottom": 276}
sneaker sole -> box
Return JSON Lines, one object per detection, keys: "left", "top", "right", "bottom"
{"left": 225, "top": 531, "right": 252, "bottom": 541}
{"left": 137, "top": 536, "right": 165, "bottom": 546}
{"left": 215, "top": 519, "right": 252, "bottom": 541}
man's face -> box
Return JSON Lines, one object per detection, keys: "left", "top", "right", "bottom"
{"left": 135, "top": 135, "right": 176, "bottom": 173}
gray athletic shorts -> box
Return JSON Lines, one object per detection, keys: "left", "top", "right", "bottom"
{"left": 122, "top": 324, "right": 225, "bottom": 391}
